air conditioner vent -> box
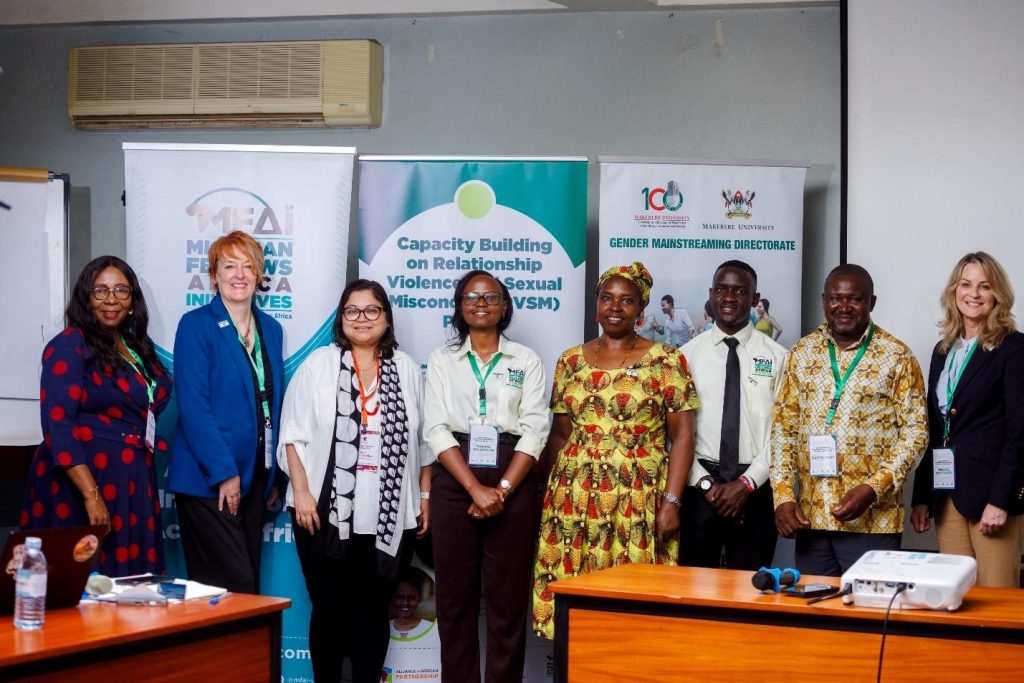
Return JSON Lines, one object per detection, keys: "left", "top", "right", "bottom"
{"left": 68, "top": 40, "right": 381, "bottom": 129}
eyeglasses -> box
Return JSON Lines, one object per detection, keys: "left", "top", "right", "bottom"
{"left": 91, "top": 285, "right": 132, "bottom": 301}
{"left": 342, "top": 305, "right": 383, "bottom": 321}
{"left": 462, "top": 292, "right": 503, "bottom": 306}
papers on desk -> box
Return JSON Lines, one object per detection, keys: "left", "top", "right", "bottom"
{"left": 86, "top": 574, "right": 227, "bottom": 604}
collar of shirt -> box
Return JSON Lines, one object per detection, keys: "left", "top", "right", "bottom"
{"left": 817, "top": 320, "right": 873, "bottom": 350}
{"left": 710, "top": 321, "right": 755, "bottom": 348}
{"left": 455, "top": 335, "right": 518, "bottom": 361}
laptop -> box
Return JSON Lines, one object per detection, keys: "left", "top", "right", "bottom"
{"left": 0, "top": 525, "right": 109, "bottom": 613}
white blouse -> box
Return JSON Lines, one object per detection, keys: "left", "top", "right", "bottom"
{"left": 276, "top": 345, "right": 433, "bottom": 531}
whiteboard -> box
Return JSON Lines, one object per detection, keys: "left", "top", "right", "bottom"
{"left": 0, "top": 174, "right": 67, "bottom": 445}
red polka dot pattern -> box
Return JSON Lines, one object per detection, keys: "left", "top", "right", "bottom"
{"left": 22, "top": 327, "right": 172, "bottom": 577}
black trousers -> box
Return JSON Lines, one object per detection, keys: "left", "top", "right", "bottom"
{"left": 795, "top": 530, "right": 901, "bottom": 577}
{"left": 176, "top": 465, "right": 267, "bottom": 593}
{"left": 431, "top": 441, "right": 538, "bottom": 683}
{"left": 292, "top": 517, "right": 415, "bottom": 683}
{"left": 679, "top": 468, "right": 777, "bottom": 571}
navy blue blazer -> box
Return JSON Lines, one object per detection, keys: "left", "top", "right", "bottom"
{"left": 912, "top": 332, "right": 1024, "bottom": 518}
{"left": 168, "top": 295, "right": 284, "bottom": 499}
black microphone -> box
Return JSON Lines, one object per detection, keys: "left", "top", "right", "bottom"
{"left": 752, "top": 566, "right": 801, "bottom": 592}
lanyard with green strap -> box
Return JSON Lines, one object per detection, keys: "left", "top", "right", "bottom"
{"left": 825, "top": 323, "right": 875, "bottom": 426}
{"left": 121, "top": 339, "right": 156, "bottom": 405}
{"left": 942, "top": 338, "right": 978, "bottom": 442}
{"left": 240, "top": 327, "right": 271, "bottom": 424}
{"left": 467, "top": 351, "right": 503, "bottom": 419}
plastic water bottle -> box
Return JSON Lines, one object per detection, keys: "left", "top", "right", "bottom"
{"left": 13, "top": 537, "right": 47, "bottom": 631}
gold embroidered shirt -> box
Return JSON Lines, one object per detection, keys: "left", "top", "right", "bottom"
{"left": 770, "top": 323, "right": 928, "bottom": 534}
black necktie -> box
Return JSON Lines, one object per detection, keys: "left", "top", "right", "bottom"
{"left": 719, "top": 337, "right": 740, "bottom": 482}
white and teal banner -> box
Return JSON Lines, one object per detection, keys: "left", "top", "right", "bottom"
{"left": 124, "top": 142, "right": 355, "bottom": 682}
{"left": 358, "top": 156, "right": 588, "bottom": 372}
{"left": 599, "top": 159, "right": 807, "bottom": 348}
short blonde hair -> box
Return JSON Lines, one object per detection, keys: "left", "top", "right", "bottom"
{"left": 208, "top": 231, "right": 265, "bottom": 285}
{"left": 939, "top": 251, "right": 1016, "bottom": 353}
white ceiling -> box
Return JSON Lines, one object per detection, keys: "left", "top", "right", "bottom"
{"left": 0, "top": 0, "right": 833, "bottom": 26}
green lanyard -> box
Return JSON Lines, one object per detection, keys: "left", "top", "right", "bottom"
{"left": 467, "top": 351, "right": 503, "bottom": 418}
{"left": 121, "top": 339, "right": 155, "bottom": 405}
{"left": 825, "top": 323, "right": 875, "bottom": 426}
{"left": 241, "top": 327, "right": 270, "bottom": 424}
{"left": 942, "top": 338, "right": 978, "bottom": 442}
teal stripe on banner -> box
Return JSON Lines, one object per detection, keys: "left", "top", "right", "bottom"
{"left": 283, "top": 314, "right": 336, "bottom": 379}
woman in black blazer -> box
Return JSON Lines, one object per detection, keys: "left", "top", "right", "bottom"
{"left": 912, "top": 252, "right": 1024, "bottom": 587}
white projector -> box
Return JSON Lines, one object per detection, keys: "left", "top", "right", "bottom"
{"left": 840, "top": 550, "right": 977, "bottom": 611}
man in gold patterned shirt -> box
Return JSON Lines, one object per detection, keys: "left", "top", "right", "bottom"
{"left": 770, "top": 264, "right": 928, "bottom": 575}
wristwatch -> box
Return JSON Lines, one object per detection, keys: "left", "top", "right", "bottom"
{"left": 499, "top": 479, "right": 513, "bottom": 495}
{"left": 697, "top": 476, "right": 714, "bottom": 493}
{"left": 663, "top": 491, "right": 682, "bottom": 507}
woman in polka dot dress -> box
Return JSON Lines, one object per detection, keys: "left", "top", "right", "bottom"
{"left": 20, "top": 256, "right": 171, "bottom": 576}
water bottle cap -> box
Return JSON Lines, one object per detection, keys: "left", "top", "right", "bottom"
{"left": 25, "top": 537, "right": 42, "bottom": 550}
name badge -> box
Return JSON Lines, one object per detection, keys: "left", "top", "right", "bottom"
{"left": 358, "top": 429, "right": 381, "bottom": 472}
{"left": 467, "top": 422, "right": 499, "bottom": 468}
{"left": 264, "top": 426, "right": 274, "bottom": 468}
{"left": 809, "top": 434, "right": 839, "bottom": 477}
{"left": 144, "top": 408, "right": 156, "bottom": 452}
{"left": 932, "top": 447, "right": 956, "bottom": 490}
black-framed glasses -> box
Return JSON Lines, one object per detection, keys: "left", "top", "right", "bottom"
{"left": 342, "top": 305, "right": 383, "bottom": 321}
{"left": 462, "top": 291, "right": 503, "bottom": 306}
{"left": 91, "top": 285, "right": 132, "bottom": 301}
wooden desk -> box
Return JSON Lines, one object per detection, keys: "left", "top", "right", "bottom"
{"left": 550, "top": 565, "right": 1024, "bottom": 682}
{"left": 0, "top": 594, "right": 290, "bottom": 682}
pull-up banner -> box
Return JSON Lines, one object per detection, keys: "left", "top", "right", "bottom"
{"left": 124, "top": 142, "right": 355, "bottom": 683}
{"left": 599, "top": 159, "right": 807, "bottom": 349}
{"left": 358, "top": 156, "right": 588, "bottom": 372}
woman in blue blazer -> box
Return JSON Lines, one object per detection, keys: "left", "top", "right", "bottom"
{"left": 169, "top": 230, "right": 284, "bottom": 593}
{"left": 912, "top": 252, "right": 1024, "bottom": 587}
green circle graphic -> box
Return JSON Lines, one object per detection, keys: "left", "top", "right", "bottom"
{"left": 455, "top": 181, "right": 495, "bottom": 219}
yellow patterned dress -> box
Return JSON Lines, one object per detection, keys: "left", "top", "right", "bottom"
{"left": 531, "top": 342, "right": 700, "bottom": 639}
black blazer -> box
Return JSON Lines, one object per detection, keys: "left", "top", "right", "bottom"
{"left": 912, "top": 332, "right": 1024, "bottom": 519}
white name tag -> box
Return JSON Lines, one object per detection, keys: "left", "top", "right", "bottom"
{"left": 809, "top": 434, "right": 839, "bottom": 477}
{"left": 264, "top": 426, "right": 274, "bottom": 468}
{"left": 932, "top": 448, "right": 956, "bottom": 490}
{"left": 358, "top": 429, "right": 381, "bottom": 472}
{"left": 144, "top": 408, "right": 156, "bottom": 452}
{"left": 467, "top": 423, "right": 499, "bottom": 468}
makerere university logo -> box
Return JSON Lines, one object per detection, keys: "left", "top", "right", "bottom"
{"left": 722, "top": 189, "right": 755, "bottom": 219}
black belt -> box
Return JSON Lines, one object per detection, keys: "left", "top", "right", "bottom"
{"left": 698, "top": 458, "right": 749, "bottom": 481}
{"left": 453, "top": 431, "right": 519, "bottom": 446}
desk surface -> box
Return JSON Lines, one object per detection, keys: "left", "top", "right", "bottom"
{"left": 0, "top": 594, "right": 291, "bottom": 669}
{"left": 550, "top": 564, "right": 1024, "bottom": 630}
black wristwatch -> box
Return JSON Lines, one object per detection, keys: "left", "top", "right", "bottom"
{"left": 697, "top": 476, "right": 714, "bottom": 493}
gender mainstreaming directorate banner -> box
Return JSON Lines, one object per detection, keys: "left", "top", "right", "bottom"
{"left": 599, "top": 160, "right": 807, "bottom": 350}
{"left": 125, "top": 142, "right": 355, "bottom": 683}
{"left": 360, "top": 156, "right": 587, "bottom": 682}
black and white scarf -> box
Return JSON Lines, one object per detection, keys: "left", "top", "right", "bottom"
{"left": 326, "top": 349, "right": 409, "bottom": 577}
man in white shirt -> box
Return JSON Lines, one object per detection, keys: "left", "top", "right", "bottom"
{"left": 679, "top": 260, "right": 787, "bottom": 569}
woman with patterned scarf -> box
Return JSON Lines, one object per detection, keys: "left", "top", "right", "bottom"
{"left": 278, "top": 279, "right": 432, "bottom": 683}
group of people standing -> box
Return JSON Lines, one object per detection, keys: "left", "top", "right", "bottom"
{"left": 18, "top": 230, "right": 1024, "bottom": 682}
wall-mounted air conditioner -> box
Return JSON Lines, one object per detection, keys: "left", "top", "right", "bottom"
{"left": 68, "top": 39, "right": 383, "bottom": 129}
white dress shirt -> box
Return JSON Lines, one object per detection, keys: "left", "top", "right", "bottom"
{"left": 423, "top": 336, "right": 550, "bottom": 459}
{"left": 276, "top": 345, "right": 433, "bottom": 531}
{"left": 680, "top": 322, "right": 788, "bottom": 488}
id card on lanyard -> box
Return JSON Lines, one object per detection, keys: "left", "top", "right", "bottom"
{"left": 810, "top": 324, "right": 875, "bottom": 477}
{"left": 934, "top": 339, "right": 976, "bottom": 491}
{"left": 467, "top": 351, "right": 503, "bottom": 468}
{"left": 122, "top": 339, "right": 157, "bottom": 452}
